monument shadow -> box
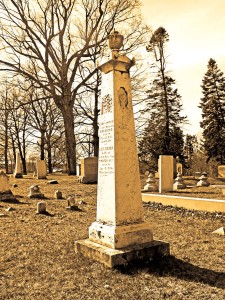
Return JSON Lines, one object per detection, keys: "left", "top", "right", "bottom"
{"left": 116, "top": 255, "right": 225, "bottom": 289}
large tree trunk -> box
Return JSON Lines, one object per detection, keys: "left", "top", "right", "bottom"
{"left": 40, "top": 130, "right": 45, "bottom": 160}
{"left": 46, "top": 140, "right": 53, "bottom": 173}
{"left": 4, "top": 113, "right": 9, "bottom": 173}
{"left": 61, "top": 105, "right": 76, "bottom": 175}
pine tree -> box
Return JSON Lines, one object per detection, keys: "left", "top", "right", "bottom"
{"left": 138, "top": 27, "right": 186, "bottom": 168}
{"left": 199, "top": 58, "right": 225, "bottom": 164}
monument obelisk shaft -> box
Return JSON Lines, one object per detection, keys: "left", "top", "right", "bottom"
{"left": 75, "top": 30, "right": 169, "bottom": 266}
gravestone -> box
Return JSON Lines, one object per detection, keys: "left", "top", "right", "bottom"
{"left": 54, "top": 190, "right": 62, "bottom": 199}
{"left": 28, "top": 185, "right": 45, "bottom": 198}
{"left": 78, "top": 157, "right": 98, "bottom": 183}
{"left": 0, "top": 171, "right": 17, "bottom": 202}
{"left": 218, "top": 165, "right": 225, "bottom": 178}
{"left": 176, "top": 163, "right": 183, "bottom": 175}
{"left": 36, "top": 202, "right": 47, "bottom": 214}
{"left": 14, "top": 152, "right": 23, "bottom": 178}
{"left": 36, "top": 160, "right": 47, "bottom": 179}
{"left": 159, "top": 155, "right": 174, "bottom": 193}
{"left": 75, "top": 30, "right": 169, "bottom": 267}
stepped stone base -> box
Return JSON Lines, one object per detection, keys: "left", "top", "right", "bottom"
{"left": 75, "top": 239, "right": 170, "bottom": 268}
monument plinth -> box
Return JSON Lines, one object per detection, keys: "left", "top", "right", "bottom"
{"left": 75, "top": 30, "right": 169, "bottom": 267}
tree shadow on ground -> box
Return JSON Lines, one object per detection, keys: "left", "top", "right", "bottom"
{"left": 116, "top": 255, "right": 225, "bottom": 289}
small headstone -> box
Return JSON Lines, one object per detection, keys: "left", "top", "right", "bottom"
{"left": 197, "top": 173, "right": 210, "bottom": 187}
{"left": 6, "top": 207, "right": 15, "bottom": 212}
{"left": 47, "top": 180, "right": 58, "bottom": 184}
{"left": 36, "top": 202, "right": 47, "bottom": 214}
{"left": 14, "top": 152, "right": 23, "bottom": 178}
{"left": 55, "top": 190, "right": 63, "bottom": 199}
{"left": 212, "top": 227, "right": 225, "bottom": 236}
{"left": 218, "top": 165, "right": 225, "bottom": 178}
{"left": 173, "top": 172, "right": 186, "bottom": 190}
{"left": 143, "top": 173, "right": 158, "bottom": 192}
{"left": 0, "top": 171, "right": 17, "bottom": 202}
{"left": 28, "top": 185, "right": 45, "bottom": 199}
{"left": 66, "top": 196, "right": 79, "bottom": 210}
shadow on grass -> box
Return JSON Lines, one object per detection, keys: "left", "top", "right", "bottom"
{"left": 116, "top": 255, "right": 225, "bottom": 289}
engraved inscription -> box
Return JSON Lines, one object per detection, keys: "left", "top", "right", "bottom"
{"left": 98, "top": 120, "right": 114, "bottom": 176}
{"left": 118, "top": 87, "right": 128, "bottom": 108}
{"left": 101, "top": 94, "right": 113, "bottom": 114}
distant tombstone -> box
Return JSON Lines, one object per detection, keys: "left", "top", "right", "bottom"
{"left": 159, "top": 155, "right": 174, "bottom": 193}
{"left": 36, "top": 202, "right": 46, "bottom": 214}
{"left": 66, "top": 196, "right": 79, "bottom": 210}
{"left": 28, "top": 185, "right": 45, "bottom": 198}
{"left": 55, "top": 190, "right": 62, "bottom": 199}
{"left": 176, "top": 163, "right": 183, "bottom": 175}
{"left": 218, "top": 165, "right": 225, "bottom": 178}
{"left": 173, "top": 172, "right": 186, "bottom": 190}
{"left": 143, "top": 173, "right": 158, "bottom": 192}
{"left": 78, "top": 157, "right": 98, "bottom": 183}
{"left": 14, "top": 152, "right": 23, "bottom": 178}
{"left": 197, "top": 173, "right": 210, "bottom": 187}
{"left": 36, "top": 160, "right": 47, "bottom": 179}
{"left": 0, "top": 171, "right": 17, "bottom": 202}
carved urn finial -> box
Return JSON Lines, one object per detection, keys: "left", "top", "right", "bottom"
{"left": 108, "top": 29, "right": 124, "bottom": 58}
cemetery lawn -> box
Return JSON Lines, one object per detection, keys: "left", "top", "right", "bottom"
{"left": 0, "top": 173, "right": 225, "bottom": 300}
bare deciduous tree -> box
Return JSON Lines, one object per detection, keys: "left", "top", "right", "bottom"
{"left": 0, "top": 0, "right": 148, "bottom": 174}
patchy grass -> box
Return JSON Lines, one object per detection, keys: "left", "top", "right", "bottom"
{"left": 0, "top": 173, "right": 225, "bottom": 299}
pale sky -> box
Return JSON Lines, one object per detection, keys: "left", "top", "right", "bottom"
{"left": 141, "top": 0, "right": 225, "bottom": 135}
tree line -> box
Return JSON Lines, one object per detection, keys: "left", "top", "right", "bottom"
{"left": 0, "top": 0, "right": 223, "bottom": 176}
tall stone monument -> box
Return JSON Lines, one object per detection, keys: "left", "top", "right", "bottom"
{"left": 14, "top": 152, "right": 23, "bottom": 178}
{"left": 75, "top": 30, "right": 169, "bottom": 267}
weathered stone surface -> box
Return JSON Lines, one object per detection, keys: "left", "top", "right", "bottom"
{"left": 54, "top": 190, "right": 62, "bottom": 199}
{"left": 28, "top": 185, "right": 45, "bottom": 199}
{"left": 36, "top": 202, "right": 46, "bottom": 214}
{"left": 159, "top": 155, "right": 174, "bottom": 193}
{"left": 218, "top": 165, "right": 225, "bottom": 178}
{"left": 0, "top": 171, "right": 10, "bottom": 193}
{"left": 75, "top": 239, "right": 170, "bottom": 268}
{"left": 36, "top": 160, "right": 47, "bottom": 179}
{"left": 47, "top": 180, "right": 58, "bottom": 184}
{"left": 0, "top": 171, "right": 17, "bottom": 202}
{"left": 14, "top": 152, "right": 23, "bottom": 178}
{"left": 78, "top": 157, "right": 98, "bottom": 184}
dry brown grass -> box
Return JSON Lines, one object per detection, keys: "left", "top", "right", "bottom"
{"left": 1, "top": 173, "right": 225, "bottom": 300}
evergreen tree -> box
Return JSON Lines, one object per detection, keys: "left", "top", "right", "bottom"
{"left": 138, "top": 27, "right": 186, "bottom": 168}
{"left": 199, "top": 58, "right": 225, "bottom": 164}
